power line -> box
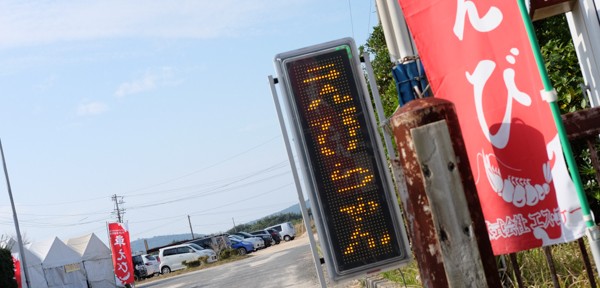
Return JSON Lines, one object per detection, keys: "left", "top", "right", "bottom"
{"left": 125, "top": 160, "right": 288, "bottom": 198}
{"left": 129, "top": 201, "right": 295, "bottom": 225}
{"left": 348, "top": 0, "right": 355, "bottom": 39}
{"left": 8, "top": 135, "right": 283, "bottom": 208}
{"left": 123, "top": 135, "right": 282, "bottom": 194}
{"left": 368, "top": 0, "right": 374, "bottom": 34}
{"left": 128, "top": 184, "right": 292, "bottom": 238}
{"left": 188, "top": 183, "right": 292, "bottom": 215}
{"left": 10, "top": 195, "right": 108, "bottom": 207}
{"left": 1, "top": 163, "right": 291, "bottom": 233}
{"left": 125, "top": 169, "right": 291, "bottom": 211}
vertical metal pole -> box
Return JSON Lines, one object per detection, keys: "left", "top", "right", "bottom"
{"left": 577, "top": 238, "right": 597, "bottom": 288}
{"left": 188, "top": 215, "right": 195, "bottom": 240}
{"left": 384, "top": 0, "right": 415, "bottom": 59}
{"left": 509, "top": 253, "right": 525, "bottom": 288}
{"left": 113, "top": 194, "right": 123, "bottom": 223}
{"left": 269, "top": 75, "right": 327, "bottom": 288}
{"left": 362, "top": 52, "right": 397, "bottom": 161}
{"left": 542, "top": 246, "right": 560, "bottom": 288}
{"left": 0, "top": 139, "right": 30, "bottom": 288}
{"left": 232, "top": 217, "right": 237, "bottom": 232}
{"left": 374, "top": 0, "right": 401, "bottom": 63}
{"left": 517, "top": 0, "right": 600, "bottom": 277}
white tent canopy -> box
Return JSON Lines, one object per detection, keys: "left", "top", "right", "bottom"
{"left": 28, "top": 237, "right": 87, "bottom": 288}
{"left": 5, "top": 238, "right": 48, "bottom": 288}
{"left": 67, "top": 233, "right": 116, "bottom": 288}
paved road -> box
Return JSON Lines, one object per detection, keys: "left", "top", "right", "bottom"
{"left": 136, "top": 234, "right": 361, "bottom": 288}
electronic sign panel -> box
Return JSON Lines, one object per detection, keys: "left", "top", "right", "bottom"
{"left": 274, "top": 38, "right": 410, "bottom": 281}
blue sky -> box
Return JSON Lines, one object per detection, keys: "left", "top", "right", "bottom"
{"left": 0, "top": 0, "right": 379, "bottom": 244}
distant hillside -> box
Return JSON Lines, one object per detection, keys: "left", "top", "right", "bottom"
{"left": 131, "top": 233, "right": 203, "bottom": 254}
{"left": 271, "top": 199, "right": 310, "bottom": 216}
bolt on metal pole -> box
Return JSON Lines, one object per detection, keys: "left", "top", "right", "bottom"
{"left": 517, "top": 0, "right": 600, "bottom": 276}
{"left": 1, "top": 139, "right": 31, "bottom": 288}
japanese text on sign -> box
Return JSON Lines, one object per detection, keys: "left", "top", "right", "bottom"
{"left": 397, "top": 0, "right": 585, "bottom": 254}
{"left": 275, "top": 39, "right": 409, "bottom": 280}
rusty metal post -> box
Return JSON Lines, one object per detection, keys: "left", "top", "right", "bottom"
{"left": 509, "top": 253, "right": 525, "bottom": 288}
{"left": 578, "top": 238, "right": 597, "bottom": 288}
{"left": 390, "top": 98, "right": 500, "bottom": 287}
{"left": 542, "top": 246, "right": 560, "bottom": 288}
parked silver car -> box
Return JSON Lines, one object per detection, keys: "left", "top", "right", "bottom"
{"left": 141, "top": 254, "right": 160, "bottom": 276}
{"left": 158, "top": 243, "right": 217, "bottom": 274}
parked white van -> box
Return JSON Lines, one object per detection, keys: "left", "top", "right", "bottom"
{"left": 266, "top": 222, "right": 296, "bottom": 241}
{"left": 158, "top": 243, "right": 217, "bottom": 274}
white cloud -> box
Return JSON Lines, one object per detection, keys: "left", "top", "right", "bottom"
{"left": 115, "top": 67, "right": 181, "bottom": 97}
{"left": 77, "top": 101, "right": 108, "bottom": 116}
{"left": 0, "top": 0, "right": 298, "bottom": 48}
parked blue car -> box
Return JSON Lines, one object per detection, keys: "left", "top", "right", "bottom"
{"left": 230, "top": 237, "right": 254, "bottom": 255}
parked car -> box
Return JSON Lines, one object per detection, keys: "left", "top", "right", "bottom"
{"left": 266, "top": 222, "right": 296, "bottom": 241}
{"left": 158, "top": 243, "right": 217, "bottom": 274}
{"left": 140, "top": 254, "right": 160, "bottom": 276}
{"left": 189, "top": 235, "right": 231, "bottom": 252}
{"left": 132, "top": 256, "right": 148, "bottom": 281}
{"left": 234, "top": 231, "right": 272, "bottom": 248}
{"left": 228, "top": 234, "right": 264, "bottom": 251}
{"left": 250, "top": 230, "right": 276, "bottom": 246}
{"left": 229, "top": 237, "right": 254, "bottom": 255}
{"left": 266, "top": 228, "right": 282, "bottom": 244}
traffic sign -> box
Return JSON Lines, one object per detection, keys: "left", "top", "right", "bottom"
{"left": 273, "top": 38, "right": 411, "bottom": 282}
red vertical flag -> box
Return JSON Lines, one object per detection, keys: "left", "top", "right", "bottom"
{"left": 12, "top": 254, "right": 21, "bottom": 288}
{"left": 108, "top": 222, "right": 134, "bottom": 284}
{"left": 396, "top": 0, "right": 585, "bottom": 254}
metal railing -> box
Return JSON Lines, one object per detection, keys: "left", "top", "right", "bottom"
{"left": 483, "top": 106, "right": 600, "bottom": 288}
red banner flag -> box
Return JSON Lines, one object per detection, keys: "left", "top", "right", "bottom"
{"left": 396, "top": 0, "right": 585, "bottom": 254}
{"left": 12, "top": 254, "right": 21, "bottom": 288}
{"left": 108, "top": 222, "right": 134, "bottom": 284}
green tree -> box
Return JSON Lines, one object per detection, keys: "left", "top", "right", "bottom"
{"left": 226, "top": 213, "right": 302, "bottom": 234}
{"left": 534, "top": 15, "right": 600, "bottom": 218}
{"left": 362, "top": 25, "right": 399, "bottom": 118}
{"left": 534, "top": 15, "right": 588, "bottom": 112}
{"left": 0, "top": 247, "right": 17, "bottom": 288}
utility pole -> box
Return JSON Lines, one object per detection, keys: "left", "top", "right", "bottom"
{"left": 188, "top": 215, "right": 195, "bottom": 239}
{"left": 232, "top": 217, "right": 237, "bottom": 232}
{"left": 111, "top": 194, "right": 125, "bottom": 223}
{"left": 1, "top": 139, "right": 31, "bottom": 288}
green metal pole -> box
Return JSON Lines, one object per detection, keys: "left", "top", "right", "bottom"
{"left": 516, "top": 0, "right": 600, "bottom": 278}
{"left": 516, "top": 0, "right": 593, "bottom": 227}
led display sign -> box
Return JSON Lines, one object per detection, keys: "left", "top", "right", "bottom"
{"left": 274, "top": 38, "right": 410, "bottom": 281}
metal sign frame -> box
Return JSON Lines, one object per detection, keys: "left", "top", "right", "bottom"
{"left": 273, "top": 38, "right": 411, "bottom": 282}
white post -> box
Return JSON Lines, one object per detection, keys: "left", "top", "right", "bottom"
{"left": 566, "top": 0, "right": 600, "bottom": 107}
{"left": 375, "top": 0, "right": 418, "bottom": 62}
{"left": 375, "top": 0, "right": 401, "bottom": 63}
{"left": 385, "top": 0, "right": 416, "bottom": 60}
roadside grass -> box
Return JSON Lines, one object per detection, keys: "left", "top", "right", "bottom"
{"left": 380, "top": 239, "right": 599, "bottom": 287}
